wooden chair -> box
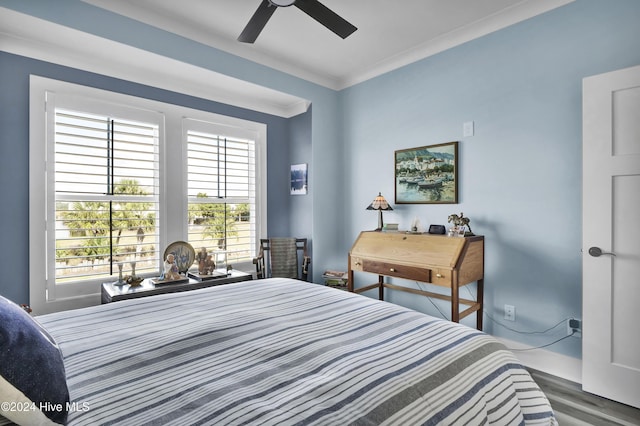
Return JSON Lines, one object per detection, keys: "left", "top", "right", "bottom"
{"left": 253, "top": 238, "right": 310, "bottom": 281}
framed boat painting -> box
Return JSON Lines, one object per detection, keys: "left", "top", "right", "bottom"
{"left": 394, "top": 141, "right": 458, "bottom": 204}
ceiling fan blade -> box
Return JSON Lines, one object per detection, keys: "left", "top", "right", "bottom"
{"left": 294, "top": 0, "right": 357, "bottom": 39}
{"left": 238, "top": 0, "right": 277, "bottom": 43}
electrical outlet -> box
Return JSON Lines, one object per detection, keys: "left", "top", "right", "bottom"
{"left": 504, "top": 304, "right": 515, "bottom": 322}
{"left": 567, "top": 318, "right": 582, "bottom": 337}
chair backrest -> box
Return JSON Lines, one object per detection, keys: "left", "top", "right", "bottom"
{"left": 253, "top": 238, "right": 310, "bottom": 281}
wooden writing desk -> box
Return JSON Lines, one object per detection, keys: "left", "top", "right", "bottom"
{"left": 348, "top": 231, "right": 484, "bottom": 330}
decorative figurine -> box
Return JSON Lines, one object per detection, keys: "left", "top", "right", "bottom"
{"left": 126, "top": 261, "right": 143, "bottom": 286}
{"left": 161, "top": 253, "right": 182, "bottom": 281}
{"left": 196, "top": 247, "right": 208, "bottom": 274}
{"left": 447, "top": 212, "right": 474, "bottom": 236}
{"left": 203, "top": 254, "right": 216, "bottom": 275}
{"left": 410, "top": 216, "right": 421, "bottom": 233}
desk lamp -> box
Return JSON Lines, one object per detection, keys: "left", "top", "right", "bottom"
{"left": 366, "top": 192, "right": 393, "bottom": 231}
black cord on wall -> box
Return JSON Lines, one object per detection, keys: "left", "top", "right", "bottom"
{"left": 414, "top": 282, "right": 578, "bottom": 351}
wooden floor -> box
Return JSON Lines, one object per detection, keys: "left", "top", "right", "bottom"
{"left": 528, "top": 369, "right": 640, "bottom": 425}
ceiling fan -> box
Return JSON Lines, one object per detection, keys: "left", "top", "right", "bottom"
{"left": 238, "top": 0, "right": 357, "bottom": 44}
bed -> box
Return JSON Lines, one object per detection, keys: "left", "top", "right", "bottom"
{"left": 1, "top": 278, "right": 556, "bottom": 425}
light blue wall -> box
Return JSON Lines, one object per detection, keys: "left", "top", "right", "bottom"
{"left": 289, "top": 107, "right": 313, "bottom": 233}
{"left": 340, "top": 0, "right": 640, "bottom": 358}
{"left": 2, "top": 0, "right": 640, "bottom": 359}
{"left": 264, "top": 106, "right": 314, "bottom": 275}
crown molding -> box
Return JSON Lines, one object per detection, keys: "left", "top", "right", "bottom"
{"left": 337, "top": 0, "right": 576, "bottom": 89}
{"left": 0, "top": 7, "right": 310, "bottom": 118}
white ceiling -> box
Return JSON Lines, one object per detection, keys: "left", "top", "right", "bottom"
{"left": 81, "top": 0, "right": 574, "bottom": 90}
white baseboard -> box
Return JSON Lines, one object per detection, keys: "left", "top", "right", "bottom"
{"left": 496, "top": 336, "right": 582, "bottom": 384}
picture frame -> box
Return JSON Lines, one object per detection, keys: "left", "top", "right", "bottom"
{"left": 394, "top": 141, "right": 458, "bottom": 204}
{"left": 290, "top": 163, "right": 308, "bottom": 195}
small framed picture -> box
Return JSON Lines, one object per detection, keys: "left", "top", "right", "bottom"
{"left": 290, "top": 163, "right": 308, "bottom": 195}
{"left": 394, "top": 141, "right": 458, "bottom": 204}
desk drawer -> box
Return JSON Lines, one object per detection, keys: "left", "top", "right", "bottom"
{"left": 430, "top": 268, "right": 451, "bottom": 286}
{"left": 363, "top": 260, "right": 431, "bottom": 282}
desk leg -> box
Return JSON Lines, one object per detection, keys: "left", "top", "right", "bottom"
{"left": 451, "top": 275, "right": 460, "bottom": 323}
{"left": 378, "top": 275, "right": 384, "bottom": 300}
{"left": 476, "top": 278, "right": 484, "bottom": 331}
{"left": 347, "top": 255, "right": 354, "bottom": 292}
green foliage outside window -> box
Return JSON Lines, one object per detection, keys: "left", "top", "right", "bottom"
{"left": 56, "top": 179, "right": 156, "bottom": 265}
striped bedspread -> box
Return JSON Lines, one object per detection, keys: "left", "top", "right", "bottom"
{"left": 36, "top": 278, "right": 556, "bottom": 425}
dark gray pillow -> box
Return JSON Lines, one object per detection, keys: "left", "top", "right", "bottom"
{"left": 0, "top": 295, "right": 69, "bottom": 425}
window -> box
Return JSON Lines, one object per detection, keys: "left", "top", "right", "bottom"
{"left": 30, "top": 77, "right": 266, "bottom": 313}
{"left": 186, "top": 120, "right": 256, "bottom": 266}
{"left": 54, "top": 109, "right": 160, "bottom": 284}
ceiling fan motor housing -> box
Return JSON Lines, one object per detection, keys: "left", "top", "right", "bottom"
{"left": 268, "top": 0, "right": 296, "bottom": 6}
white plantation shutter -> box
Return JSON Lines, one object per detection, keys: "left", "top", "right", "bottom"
{"left": 54, "top": 109, "right": 160, "bottom": 283}
{"left": 187, "top": 127, "right": 256, "bottom": 267}
{"left": 30, "top": 77, "right": 266, "bottom": 312}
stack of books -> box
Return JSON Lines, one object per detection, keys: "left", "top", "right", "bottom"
{"left": 322, "top": 270, "right": 348, "bottom": 290}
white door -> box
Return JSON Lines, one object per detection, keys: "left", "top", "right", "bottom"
{"left": 583, "top": 64, "right": 640, "bottom": 409}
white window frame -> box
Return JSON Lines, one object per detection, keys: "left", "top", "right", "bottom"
{"left": 29, "top": 76, "right": 267, "bottom": 314}
{"left": 184, "top": 118, "right": 258, "bottom": 267}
